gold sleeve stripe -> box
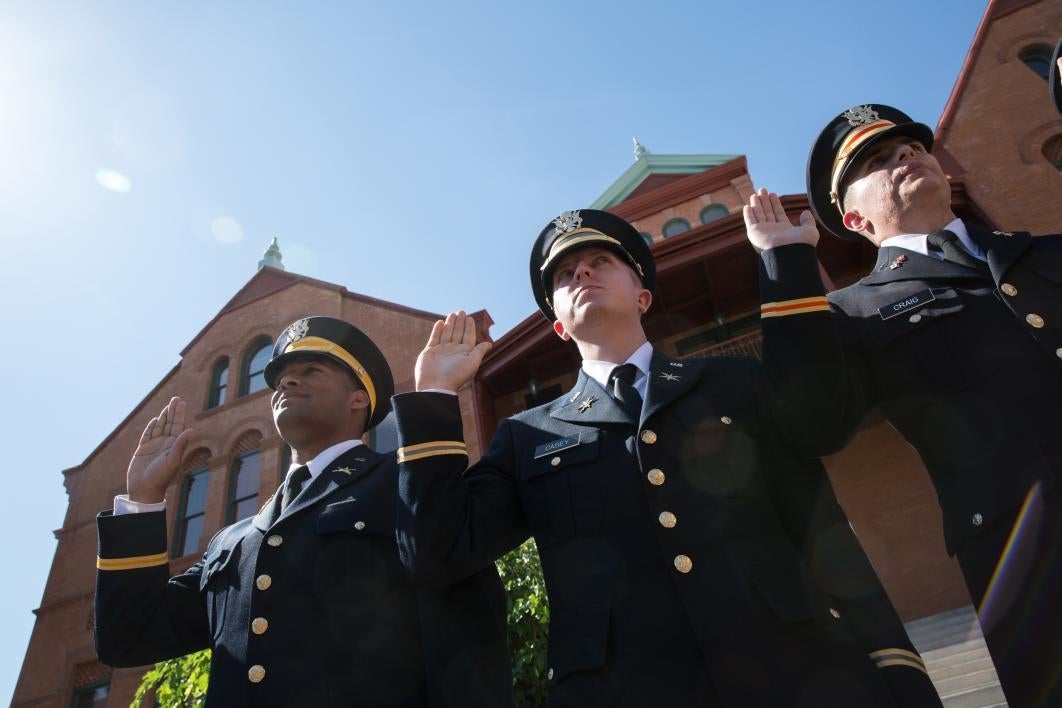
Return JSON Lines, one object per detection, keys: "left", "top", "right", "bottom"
{"left": 397, "top": 441, "right": 467, "bottom": 463}
{"left": 761, "top": 296, "right": 830, "bottom": 319}
{"left": 97, "top": 552, "right": 169, "bottom": 571}
{"left": 869, "top": 648, "right": 927, "bottom": 674}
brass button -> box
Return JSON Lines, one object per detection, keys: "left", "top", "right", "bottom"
{"left": 256, "top": 574, "right": 272, "bottom": 591}
{"left": 354, "top": 521, "right": 366, "bottom": 531}
{"left": 550, "top": 456, "right": 561, "bottom": 467}
{"left": 248, "top": 665, "right": 266, "bottom": 683}
{"left": 1000, "top": 283, "right": 1017, "bottom": 297}
{"left": 674, "top": 555, "right": 692, "bottom": 573}
{"left": 972, "top": 513, "right": 983, "bottom": 526}
{"left": 658, "top": 511, "right": 677, "bottom": 529}
{"left": 640, "top": 429, "right": 658, "bottom": 445}
{"left": 266, "top": 535, "right": 283, "bottom": 547}
{"left": 829, "top": 608, "right": 841, "bottom": 619}
{"left": 647, "top": 469, "right": 665, "bottom": 486}
{"left": 720, "top": 416, "right": 732, "bottom": 425}
{"left": 547, "top": 668, "right": 554, "bottom": 680}
{"left": 1026, "top": 313, "right": 1045, "bottom": 329}
{"left": 251, "top": 617, "right": 269, "bottom": 635}
{"left": 908, "top": 314, "right": 922, "bottom": 324}
{"left": 1056, "top": 347, "right": 1062, "bottom": 360}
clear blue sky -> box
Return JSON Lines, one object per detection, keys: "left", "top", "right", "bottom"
{"left": 0, "top": 0, "right": 985, "bottom": 701}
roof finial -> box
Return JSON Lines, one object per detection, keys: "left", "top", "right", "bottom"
{"left": 258, "top": 237, "right": 285, "bottom": 271}
{"left": 633, "top": 137, "right": 649, "bottom": 160}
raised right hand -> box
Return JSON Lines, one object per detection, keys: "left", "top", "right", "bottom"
{"left": 743, "top": 187, "right": 819, "bottom": 251}
{"left": 127, "top": 396, "right": 192, "bottom": 504}
{"left": 415, "top": 311, "right": 492, "bottom": 392}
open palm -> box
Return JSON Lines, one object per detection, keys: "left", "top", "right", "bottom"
{"left": 127, "top": 396, "right": 192, "bottom": 503}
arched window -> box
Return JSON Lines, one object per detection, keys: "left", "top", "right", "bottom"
{"left": 228, "top": 449, "right": 262, "bottom": 523}
{"left": 1019, "top": 44, "right": 1052, "bottom": 80}
{"left": 239, "top": 337, "right": 272, "bottom": 396}
{"left": 699, "top": 203, "right": 730, "bottom": 224}
{"left": 662, "top": 218, "right": 691, "bottom": 238}
{"left": 639, "top": 232, "right": 654, "bottom": 246}
{"left": 207, "top": 357, "right": 229, "bottom": 409}
{"left": 1043, "top": 134, "right": 1062, "bottom": 171}
{"left": 174, "top": 450, "right": 211, "bottom": 557}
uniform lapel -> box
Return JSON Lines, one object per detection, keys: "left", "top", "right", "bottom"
{"left": 272, "top": 447, "right": 384, "bottom": 525}
{"left": 860, "top": 245, "right": 986, "bottom": 286}
{"left": 253, "top": 488, "right": 284, "bottom": 532}
{"left": 550, "top": 370, "right": 631, "bottom": 426}
{"left": 641, "top": 350, "right": 701, "bottom": 425}
{"left": 968, "top": 223, "right": 1031, "bottom": 284}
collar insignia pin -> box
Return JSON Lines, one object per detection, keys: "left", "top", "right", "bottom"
{"left": 552, "top": 210, "right": 583, "bottom": 236}
{"left": 286, "top": 318, "right": 310, "bottom": 343}
{"left": 889, "top": 254, "right": 907, "bottom": 270}
{"left": 842, "top": 105, "right": 879, "bottom": 126}
{"left": 578, "top": 395, "right": 598, "bottom": 412}
{"left": 334, "top": 466, "right": 353, "bottom": 475}
{"left": 659, "top": 372, "right": 681, "bottom": 382}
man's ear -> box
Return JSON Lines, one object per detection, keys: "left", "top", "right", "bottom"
{"left": 349, "top": 388, "right": 370, "bottom": 412}
{"left": 552, "top": 320, "right": 571, "bottom": 341}
{"left": 636, "top": 289, "right": 652, "bottom": 315}
{"left": 842, "top": 208, "right": 870, "bottom": 235}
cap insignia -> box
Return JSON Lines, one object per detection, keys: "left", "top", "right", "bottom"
{"left": 286, "top": 318, "right": 310, "bottom": 343}
{"left": 552, "top": 210, "right": 583, "bottom": 236}
{"left": 843, "top": 105, "right": 879, "bottom": 127}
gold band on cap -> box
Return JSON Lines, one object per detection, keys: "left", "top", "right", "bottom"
{"left": 285, "top": 336, "right": 377, "bottom": 416}
{"left": 829, "top": 119, "right": 896, "bottom": 211}
{"left": 540, "top": 228, "right": 645, "bottom": 277}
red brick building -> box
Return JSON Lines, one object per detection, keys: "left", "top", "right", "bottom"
{"left": 13, "top": 0, "right": 1061, "bottom": 705}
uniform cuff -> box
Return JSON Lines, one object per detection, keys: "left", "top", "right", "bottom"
{"left": 758, "top": 244, "right": 830, "bottom": 319}
{"left": 97, "top": 510, "right": 169, "bottom": 571}
{"left": 392, "top": 392, "right": 467, "bottom": 463}
{"left": 114, "top": 494, "right": 167, "bottom": 515}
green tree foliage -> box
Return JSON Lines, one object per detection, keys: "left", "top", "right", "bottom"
{"left": 131, "top": 649, "right": 210, "bottom": 707}
{"left": 134, "top": 540, "right": 550, "bottom": 707}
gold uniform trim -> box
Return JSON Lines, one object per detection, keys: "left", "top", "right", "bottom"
{"left": 540, "top": 230, "right": 644, "bottom": 277}
{"left": 760, "top": 296, "right": 830, "bottom": 319}
{"left": 869, "top": 648, "right": 928, "bottom": 675}
{"left": 97, "top": 552, "right": 169, "bottom": 571}
{"left": 397, "top": 440, "right": 468, "bottom": 463}
{"left": 284, "top": 336, "right": 377, "bottom": 416}
{"left": 829, "top": 119, "right": 896, "bottom": 209}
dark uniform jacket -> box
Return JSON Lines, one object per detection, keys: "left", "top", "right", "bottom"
{"left": 392, "top": 246, "right": 940, "bottom": 707}
{"left": 824, "top": 225, "right": 1062, "bottom": 553}
{"left": 95, "top": 446, "right": 512, "bottom": 708}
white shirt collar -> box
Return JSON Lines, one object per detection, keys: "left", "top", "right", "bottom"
{"left": 582, "top": 341, "right": 654, "bottom": 395}
{"left": 879, "top": 218, "right": 983, "bottom": 259}
{"left": 292, "top": 439, "right": 364, "bottom": 481}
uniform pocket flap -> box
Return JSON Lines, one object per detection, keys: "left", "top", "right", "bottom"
{"left": 199, "top": 538, "right": 241, "bottom": 591}
{"left": 524, "top": 432, "right": 600, "bottom": 481}
{"left": 862, "top": 287, "right": 963, "bottom": 351}
{"left": 316, "top": 498, "right": 394, "bottom": 536}
{"left": 546, "top": 605, "right": 610, "bottom": 684}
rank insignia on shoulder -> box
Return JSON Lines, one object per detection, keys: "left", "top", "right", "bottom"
{"left": 534, "top": 435, "right": 581, "bottom": 459}
{"left": 889, "top": 254, "right": 907, "bottom": 270}
{"left": 577, "top": 395, "right": 598, "bottom": 412}
{"left": 992, "top": 230, "right": 1014, "bottom": 238}
{"left": 878, "top": 288, "right": 935, "bottom": 320}
{"left": 659, "top": 372, "right": 681, "bottom": 382}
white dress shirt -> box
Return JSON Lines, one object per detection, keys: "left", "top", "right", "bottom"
{"left": 879, "top": 218, "right": 986, "bottom": 261}
{"left": 582, "top": 340, "right": 653, "bottom": 400}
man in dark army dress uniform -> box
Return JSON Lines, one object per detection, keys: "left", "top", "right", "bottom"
{"left": 94, "top": 317, "right": 511, "bottom": 707}
{"left": 751, "top": 103, "right": 1062, "bottom": 706}
{"left": 389, "top": 209, "right": 941, "bottom": 707}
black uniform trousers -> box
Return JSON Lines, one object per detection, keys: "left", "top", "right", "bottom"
{"left": 815, "top": 225, "right": 1062, "bottom": 707}
{"left": 94, "top": 447, "right": 512, "bottom": 708}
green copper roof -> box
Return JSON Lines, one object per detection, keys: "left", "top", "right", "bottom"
{"left": 591, "top": 144, "right": 741, "bottom": 209}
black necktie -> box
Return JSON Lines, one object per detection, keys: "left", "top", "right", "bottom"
{"left": 280, "top": 465, "right": 311, "bottom": 512}
{"left": 609, "top": 364, "right": 643, "bottom": 422}
{"left": 926, "top": 229, "right": 987, "bottom": 272}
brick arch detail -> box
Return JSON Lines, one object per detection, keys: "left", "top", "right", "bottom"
{"left": 231, "top": 429, "right": 264, "bottom": 458}
{"left": 1018, "top": 120, "right": 1062, "bottom": 165}
{"left": 182, "top": 446, "right": 213, "bottom": 473}
{"left": 997, "top": 16, "right": 1062, "bottom": 64}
